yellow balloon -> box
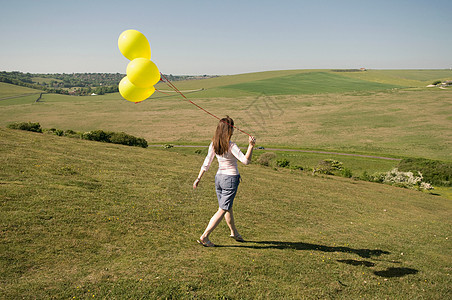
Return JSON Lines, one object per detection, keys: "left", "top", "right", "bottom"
{"left": 118, "top": 29, "right": 151, "bottom": 60}
{"left": 118, "top": 76, "right": 155, "bottom": 103}
{"left": 127, "top": 58, "right": 161, "bottom": 88}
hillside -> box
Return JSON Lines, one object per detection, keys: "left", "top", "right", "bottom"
{"left": 157, "top": 69, "right": 452, "bottom": 96}
{"left": 1, "top": 128, "right": 451, "bottom": 298}
{"left": 0, "top": 82, "right": 42, "bottom": 100}
{"left": 0, "top": 69, "right": 451, "bottom": 160}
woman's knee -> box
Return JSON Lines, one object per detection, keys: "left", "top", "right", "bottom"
{"left": 218, "top": 208, "right": 228, "bottom": 214}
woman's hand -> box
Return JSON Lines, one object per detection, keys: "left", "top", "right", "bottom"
{"left": 249, "top": 136, "right": 256, "bottom": 146}
{"left": 193, "top": 178, "right": 200, "bottom": 189}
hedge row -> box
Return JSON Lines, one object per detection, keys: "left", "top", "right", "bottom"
{"left": 82, "top": 130, "right": 148, "bottom": 148}
{"left": 7, "top": 122, "right": 148, "bottom": 148}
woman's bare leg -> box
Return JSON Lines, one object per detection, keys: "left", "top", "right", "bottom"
{"left": 200, "top": 208, "right": 226, "bottom": 242}
{"left": 225, "top": 208, "right": 239, "bottom": 237}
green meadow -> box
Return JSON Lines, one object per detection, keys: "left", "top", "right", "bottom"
{"left": 220, "top": 72, "right": 403, "bottom": 95}
{"left": 1, "top": 128, "right": 451, "bottom": 299}
{"left": 0, "top": 82, "right": 42, "bottom": 100}
{"left": 1, "top": 69, "right": 451, "bottom": 298}
{"left": 0, "top": 70, "right": 451, "bottom": 160}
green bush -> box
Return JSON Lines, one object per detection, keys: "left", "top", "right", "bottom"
{"left": 313, "top": 159, "right": 343, "bottom": 175}
{"left": 110, "top": 132, "right": 148, "bottom": 148}
{"left": 397, "top": 158, "right": 451, "bottom": 186}
{"left": 55, "top": 129, "right": 64, "bottom": 136}
{"left": 64, "top": 129, "right": 82, "bottom": 138}
{"left": 289, "top": 164, "right": 304, "bottom": 171}
{"left": 82, "top": 130, "right": 112, "bottom": 143}
{"left": 432, "top": 80, "right": 442, "bottom": 85}
{"left": 341, "top": 168, "right": 353, "bottom": 178}
{"left": 7, "top": 122, "right": 42, "bottom": 133}
{"left": 360, "top": 171, "right": 372, "bottom": 181}
{"left": 82, "top": 130, "right": 148, "bottom": 148}
{"left": 7, "top": 122, "right": 147, "bottom": 148}
{"left": 276, "top": 158, "right": 290, "bottom": 168}
{"left": 257, "top": 152, "right": 276, "bottom": 166}
{"left": 65, "top": 129, "right": 76, "bottom": 135}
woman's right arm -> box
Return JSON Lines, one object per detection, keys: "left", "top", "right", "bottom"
{"left": 244, "top": 136, "right": 256, "bottom": 163}
{"left": 230, "top": 136, "right": 256, "bottom": 165}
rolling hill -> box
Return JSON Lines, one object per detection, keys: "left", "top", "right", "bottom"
{"left": 0, "top": 69, "right": 451, "bottom": 161}
{"left": 1, "top": 127, "right": 451, "bottom": 298}
{"left": 0, "top": 82, "right": 42, "bottom": 101}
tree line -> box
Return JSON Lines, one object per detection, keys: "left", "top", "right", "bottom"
{"left": 0, "top": 71, "right": 218, "bottom": 96}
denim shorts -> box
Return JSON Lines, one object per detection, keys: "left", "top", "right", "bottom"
{"left": 215, "top": 174, "right": 241, "bottom": 211}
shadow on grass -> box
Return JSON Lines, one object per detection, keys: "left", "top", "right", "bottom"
{"left": 219, "top": 240, "right": 390, "bottom": 258}
{"left": 337, "top": 259, "right": 375, "bottom": 267}
{"left": 374, "top": 267, "right": 419, "bottom": 278}
{"left": 218, "top": 241, "right": 419, "bottom": 278}
{"left": 336, "top": 259, "right": 419, "bottom": 278}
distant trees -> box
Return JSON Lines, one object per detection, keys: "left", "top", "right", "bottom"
{"left": 0, "top": 71, "right": 217, "bottom": 96}
{"left": 0, "top": 71, "right": 122, "bottom": 96}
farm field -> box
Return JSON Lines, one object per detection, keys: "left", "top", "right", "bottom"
{"left": 1, "top": 128, "right": 451, "bottom": 299}
{"left": 0, "top": 69, "right": 451, "bottom": 160}
{"left": 0, "top": 82, "right": 42, "bottom": 100}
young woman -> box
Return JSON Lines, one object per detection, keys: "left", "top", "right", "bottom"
{"left": 193, "top": 116, "right": 256, "bottom": 247}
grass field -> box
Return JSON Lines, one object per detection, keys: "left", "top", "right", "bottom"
{"left": 220, "top": 72, "right": 403, "bottom": 95}
{"left": 1, "top": 128, "right": 451, "bottom": 299}
{"left": 0, "top": 82, "right": 42, "bottom": 100}
{"left": 158, "top": 69, "right": 452, "bottom": 91}
{"left": 0, "top": 69, "right": 451, "bottom": 160}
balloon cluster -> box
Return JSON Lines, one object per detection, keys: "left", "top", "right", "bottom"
{"left": 118, "top": 30, "right": 160, "bottom": 103}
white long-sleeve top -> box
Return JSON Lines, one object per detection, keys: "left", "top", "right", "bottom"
{"left": 201, "top": 141, "right": 249, "bottom": 175}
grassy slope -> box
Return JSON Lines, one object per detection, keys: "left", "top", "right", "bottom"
{"left": 339, "top": 69, "right": 452, "bottom": 87}
{"left": 219, "top": 72, "right": 402, "bottom": 95}
{"left": 0, "top": 89, "right": 450, "bottom": 161}
{"left": 160, "top": 69, "right": 452, "bottom": 91}
{"left": 0, "top": 82, "right": 42, "bottom": 100}
{"left": 1, "top": 128, "right": 451, "bottom": 299}
{"left": 0, "top": 70, "right": 451, "bottom": 160}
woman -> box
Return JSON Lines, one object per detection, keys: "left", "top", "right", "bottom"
{"left": 193, "top": 116, "right": 256, "bottom": 247}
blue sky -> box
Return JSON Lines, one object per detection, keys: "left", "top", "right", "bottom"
{"left": 1, "top": 0, "right": 451, "bottom": 74}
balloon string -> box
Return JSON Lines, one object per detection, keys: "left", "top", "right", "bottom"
{"left": 159, "top": 73, "right": 252, "bottom": 137}
{"left": 155, "top": 88, "right": 172, "bottom": 96}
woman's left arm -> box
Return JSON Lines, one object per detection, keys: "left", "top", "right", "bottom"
{"left": 193, "top": 169, "right": 206, "bottom": 189}
{"left": 194, "top": 143, "right": 214, "bottom": 189}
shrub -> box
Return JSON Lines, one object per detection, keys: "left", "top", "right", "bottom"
{"left": 289, "top": 164, "right": 304, "bottom": 171}
{"left": 65, "top": 129, "right": 76, "bottom": 135}
{"left": 64, "top": 129, "right": 82, "bottom": 138}
{"left": 360, "top": 171, "right": 371, "bottom": 181}
{"left": 313, "top": 159, "right": 343, "bottom": 175}
{"left": 432, "top": 80, "right": 442, "bottom": 85}
{"left": 55, "top": 129, "right": 64, "bottom": 136}
{"left": 82, "top": 130, "right": 112, "bottom": 143}
{"left": 257, "top": 152, "right": 276, "bottom": 166}
{"left": 341, "top": 168, "right": 353, "bottom": 178}
{"left": 369, "top": 168, "right": 433, "bottom": 191}
{"left": 163, "top": 144, "right": 174, "bottom": 149}
{"left": 82, "top": 130, "right": 148, "bottom": 148}
{"left": 398, "top": 158, "right": 451, "bottom": 186}
{"left": 7, "top": 122, "right": 42, "bottom": 133}
{"left": 109, "top": 132, "right": 148, "bottom": 148}
{"left": 276, "top": 158, "right": 290, "bottom": 168}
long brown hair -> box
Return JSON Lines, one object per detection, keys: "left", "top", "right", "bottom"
{"left": 213, "top": 116, "right": 234, "bottom": 155}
